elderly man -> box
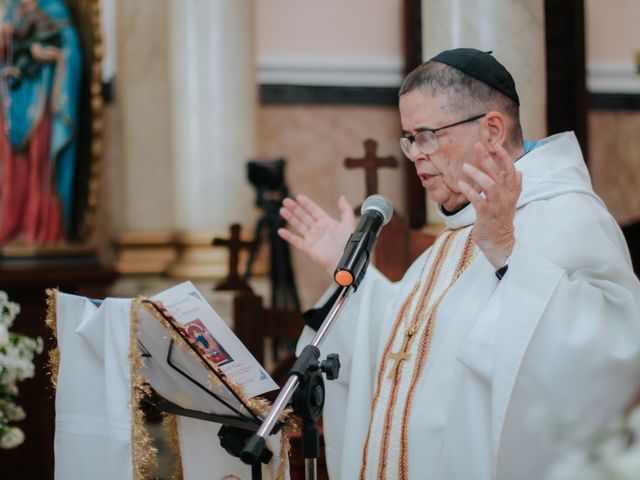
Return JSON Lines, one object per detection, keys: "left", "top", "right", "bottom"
{"left": 278, "top": 48, "right": 640, "bottom": 480}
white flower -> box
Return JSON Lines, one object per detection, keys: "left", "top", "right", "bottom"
{"left": 0, "top": 291, "right": 40, "bottom": 450}
{"left": 0, "top": 401, "right": 25, "bottom": 422}
{"left": 0, "top": 324, "right": 8, "bottom": 346}
{"left": 0, "top": 426, "right": 25, "bottom": 449}
{"left": 544, "top": 408, "right": 640, "bottom": 479}
{"left": 546, "top": 450, "right": 605, "bottom": 480}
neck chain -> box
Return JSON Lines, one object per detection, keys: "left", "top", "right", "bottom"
{"left": 385, "top": 229, "right": 475, "bottom": 380}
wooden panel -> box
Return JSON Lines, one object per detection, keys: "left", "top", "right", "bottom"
{"left": 545, "top": 0, "right": 588, "bottom": 160}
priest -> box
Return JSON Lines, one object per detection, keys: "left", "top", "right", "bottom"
{"left": 277, "top": 48, "right": 640, "bottom": 479}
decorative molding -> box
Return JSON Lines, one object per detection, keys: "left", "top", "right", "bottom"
{"left": 587, "top": 62, "right": 640, "bottom": 94}
{"left": 589, "top": 93, "right": 640, "bottom": 111}
{"left": 259, "top": 85, "right": 399, "bottom": 106}
{"left": 256, "top": 54, "right": 405, "bottom": 87}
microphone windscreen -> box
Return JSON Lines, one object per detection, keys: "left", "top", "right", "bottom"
{"left": 361, "top": 194, "right": 393, "bottom": 225}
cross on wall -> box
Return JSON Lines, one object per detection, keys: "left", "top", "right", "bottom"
{"left": 212, "top": 223, "right": 256, "bottom": 292}
{"left": 344, "top": 138, "right": 399, "bottom": 212}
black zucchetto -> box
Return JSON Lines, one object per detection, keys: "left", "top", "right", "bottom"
{"left": 430, "top": 48, "right": 520, "bottom": 105}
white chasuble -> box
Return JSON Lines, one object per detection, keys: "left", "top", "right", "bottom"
{"left": 298, "top": 132, "right": 640, "bottom": 480}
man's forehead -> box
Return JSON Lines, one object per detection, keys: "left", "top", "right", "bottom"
{"left": 400, "top": 91, "right": 452, "bottom": 129}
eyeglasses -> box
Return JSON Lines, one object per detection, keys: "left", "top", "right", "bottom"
{"left": 398, "top": 113, "right": 486, "bottom": 157}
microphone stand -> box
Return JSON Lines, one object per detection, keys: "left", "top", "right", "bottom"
{"left": 241, "top": 264, "right": 369, "bottom": 479}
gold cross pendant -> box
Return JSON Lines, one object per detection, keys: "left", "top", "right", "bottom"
{"left": 386, "top": 350, "right": 411, "bottom": 380}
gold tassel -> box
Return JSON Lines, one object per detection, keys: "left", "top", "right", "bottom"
{"left": 162, "top": 413, "right": 184, "bottom": 480}
{"left": 130, "top": 300, "right": 158, "bottom": 480}
{"left": 44, "top": 288, "right": 60, "bottom": 389}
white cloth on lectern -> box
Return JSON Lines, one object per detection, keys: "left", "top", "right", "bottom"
{"left": 54, "top": 293, "right": 290, "bottom": 480}
{"left": 54, "top": 293, "right": 133, "bottom": 480}
{"left": 177, "top": 417, "right": 289, "bottom": 480}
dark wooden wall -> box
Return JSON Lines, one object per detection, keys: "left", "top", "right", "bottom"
{"left": 545, "top": 0, "right": 588, "bottom": 159}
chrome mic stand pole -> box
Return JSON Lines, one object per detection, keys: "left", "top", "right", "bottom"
{"left": 240, "top": 285, "right": 352, "bottom": 479}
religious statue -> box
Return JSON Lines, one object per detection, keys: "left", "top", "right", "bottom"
{"left": 0, "top": 0, "right": 81, "bottom": 245}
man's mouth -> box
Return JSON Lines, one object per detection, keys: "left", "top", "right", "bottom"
{"left": 418, "top": 173, "right": 435, "bottom": 185}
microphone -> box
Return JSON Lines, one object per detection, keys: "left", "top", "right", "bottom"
{"left": 334, "top": 194, "right": 393, "bottom": 288}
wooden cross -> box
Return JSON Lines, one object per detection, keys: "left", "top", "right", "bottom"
{"left": 386, "top": 349, "right": 411, "bottom": 380}
{"left": 344, "top": 139, "right": 399, "bottom": 210}
{"left": 212, "top": 224, "right": 256, "bottom": 292}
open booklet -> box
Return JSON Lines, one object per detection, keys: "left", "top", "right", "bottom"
{"left": 135, "top": 281, "right": 280, "bottom": 430}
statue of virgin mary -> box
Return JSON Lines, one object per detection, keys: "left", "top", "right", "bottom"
{"left": 0, "top": 0, "right": 81, "bottom": 245}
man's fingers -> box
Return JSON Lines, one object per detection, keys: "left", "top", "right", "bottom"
{"left": 283, "top": 197, "right": 316, "bottom": 228}
{"left": 492, "top": 141, "right": 518, "bottom": 184}
{"left": 297, "top": 194, "right": 327, "bottom": 222}
{"left": 279, "top": 206, "right": 308, "bottom": 235}
{"left": 474, "top": 141, "right": 516, "bottom": 186}
{"left": 462, "top": 163, "right": 494, "bottom": 194}
{"left": 277, "top": 228, "right": 306, "bottom": 251}
{"left": 338, "top": 195, "right": 355, "bottom": 227}
{"left": 458, "top": 180, "right": 486, "bottom": 205}
{"left": 515, "top": 170, "right": 523, "bottom": 193}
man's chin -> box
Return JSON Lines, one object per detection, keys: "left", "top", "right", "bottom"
{"left": 426, "top": 192, "right": 467, "bottom": 212}
{"left": 425, "top": 190, "right": 449, "bottom": 207}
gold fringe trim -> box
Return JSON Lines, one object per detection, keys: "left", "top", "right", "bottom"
{"left": 162, "top": 413, "right": 184, "bottom": 480}
{"left": 129, "top": 300, "right": 158, "bottom": 480}
{"left": 44, "top": 288, "right": 60, "bottom": 389}
{"left": 135, "top": 297, "right": 295, "bottom": 480}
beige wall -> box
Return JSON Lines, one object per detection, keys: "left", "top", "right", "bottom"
{"left": 589, "top": 111, "right": 640, "bottom": 226}
{"left": 255, "top": 0, "right": 403, "bottom": 58}
{"left": 585, "top": 2, "right": 640, "bottom": 226}
{"left": 254, "top": 2, "right": 407, "bottom": 306}
{"left": 258, "top": 105, "right": 406, "bottom": 308}
{"left": 585, "top": 0, "right": 639, "bottom": 63}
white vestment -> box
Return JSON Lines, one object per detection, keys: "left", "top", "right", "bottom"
{"left": 299, "top": 132, "right": 640, "bottom": 479}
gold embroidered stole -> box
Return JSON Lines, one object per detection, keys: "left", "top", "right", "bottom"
{"left": 359, "top": 228, "right": 476, "bottom": 479}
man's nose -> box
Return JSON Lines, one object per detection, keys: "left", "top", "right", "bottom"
{"left": 407, "top": 142, "right": 424, "bottom": 163}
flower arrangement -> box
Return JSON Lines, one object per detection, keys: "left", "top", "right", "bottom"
{"left": 545, "top": 408, "right": 640, "bottom": 480}
{"left": 0, "top": 290, "right": 43, "bottom": 449}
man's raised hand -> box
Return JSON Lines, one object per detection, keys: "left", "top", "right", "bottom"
{"left": 278, "top": 194, "right": 356, "bottom": 276}
{"left": 458, "top": 141, "right": 522, "bottom": 269}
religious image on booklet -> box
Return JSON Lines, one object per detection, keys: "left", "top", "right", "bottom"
{"left": 135, "top": 281, "right": 279, "bottom": 427}
{"left": 184, "top": 318, "right": 234, "bottom": 367}
{"left": 150, "top": 281, "right": 278, "bottom": 398}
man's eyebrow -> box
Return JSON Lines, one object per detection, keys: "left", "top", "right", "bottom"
{"left": 402, "top": 126, "right": 431, "bottom": 136}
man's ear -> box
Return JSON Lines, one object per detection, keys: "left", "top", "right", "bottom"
{"left": 482, "top": 111, "right": 507, "bottom": 153}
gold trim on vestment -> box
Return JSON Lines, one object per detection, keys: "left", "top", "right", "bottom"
{"left": 376, "top": 230, "right": 457, "bottom": 479}
{"left": 358, "top": 229, "right": 455, "bottom": 479}
{"left": 358, "top": 228, "right": 476, "bottom": 479}
{"left": 398, "top": 234, "right": 476, "bottom": 479}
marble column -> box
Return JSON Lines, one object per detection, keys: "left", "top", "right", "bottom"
{"left": 112, "top": 0, "right": 258, "bottom": 277}
{"left": 167, "top": 0, "right": 258, "bottom": 278}
{"left": 421, "top": 0, "right": 547, "bottom": 223}
{"left": 112, "top": 0, "right": 177, "bottom": 274}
